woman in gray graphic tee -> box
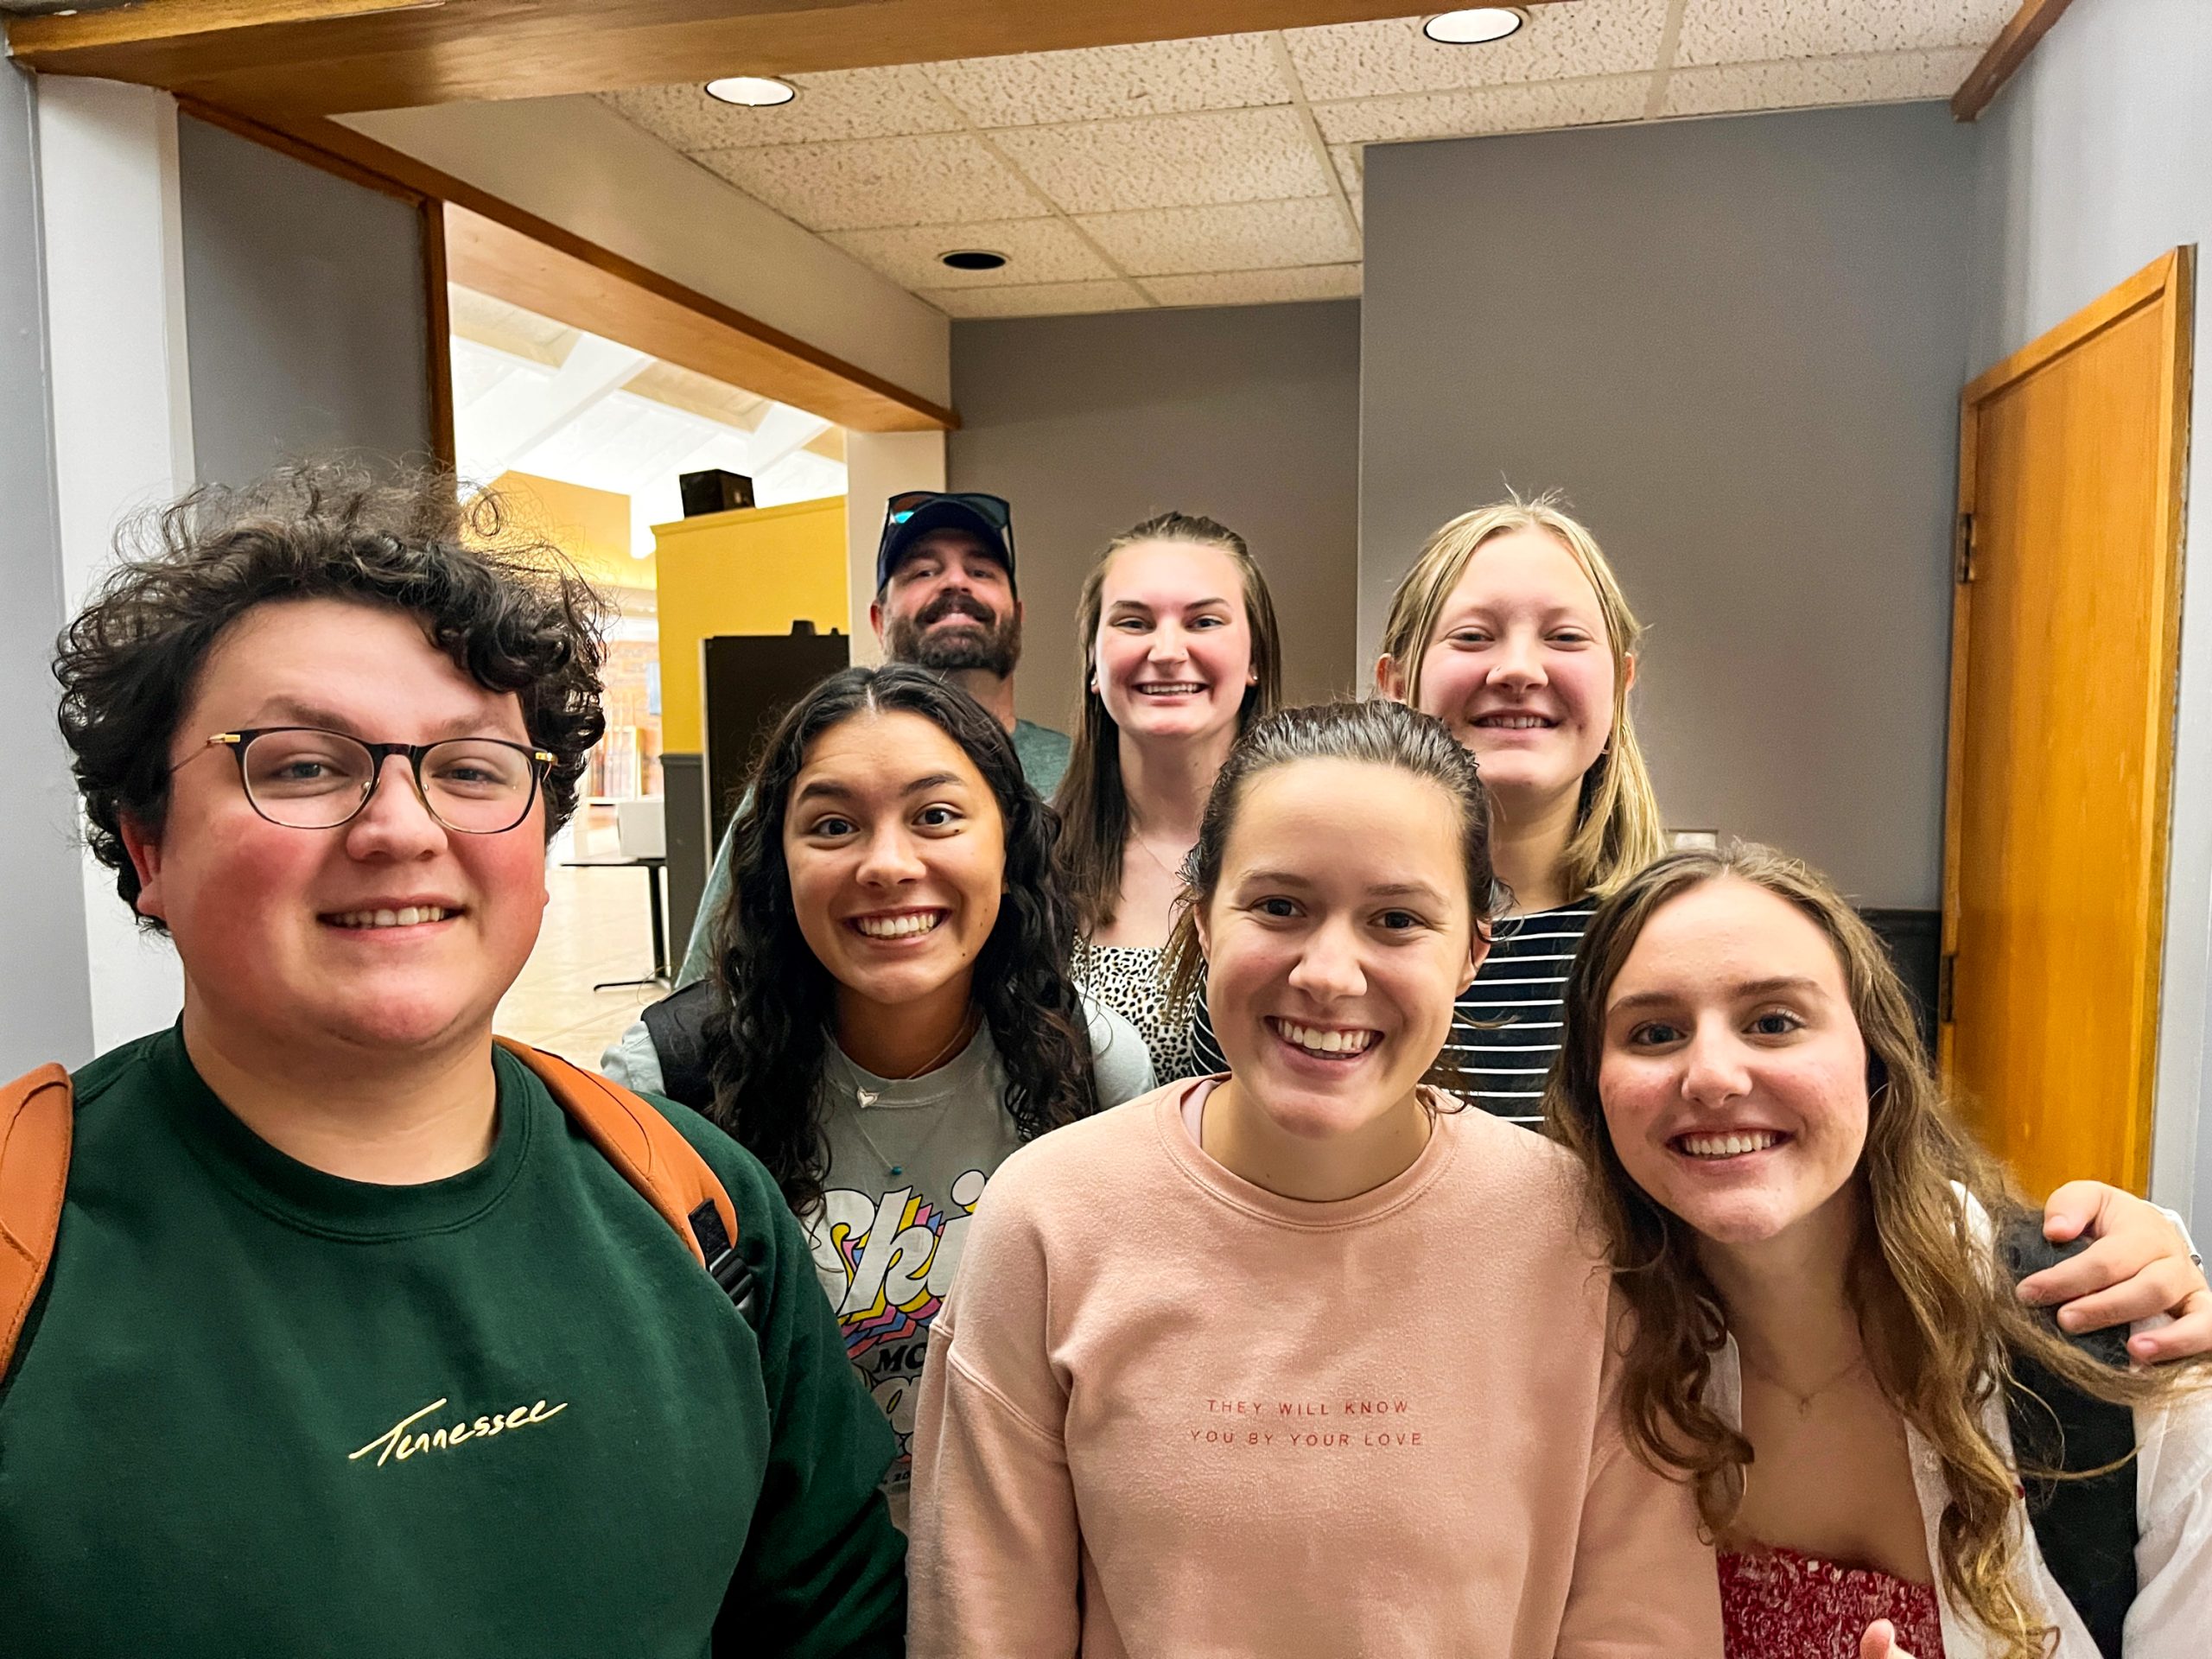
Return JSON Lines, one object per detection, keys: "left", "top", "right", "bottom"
{"left": 605, "top": 666, "right": 1152, "bottom": 1508}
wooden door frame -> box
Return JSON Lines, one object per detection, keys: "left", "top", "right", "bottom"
{"left": 1938, "top": 246, "right": 2196, "bottom": 1189}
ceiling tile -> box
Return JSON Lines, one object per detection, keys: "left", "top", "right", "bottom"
{"left": 991, "top": 106, "right": 1333, "bottom": 215}
{"left": 826, "top": 219, "right": 1116, "bottom": 289}
{"left": 1141, "top": 265, "right": 1363, "bottom": 308}
{"left": 694, "top": 133, "right": 1046, "bottom": 232}
{"left": 923, "top": 32, "right": 1292, "bottom": 127}
{"left": 1661, "top": 48, "right": 1983, "bottom": 117}
{"left": 1076, "top": 198, "right": 1359, "bottom": 277}
{"left": 601, "top": 67, "right": 957, "bottom": 150}
{"left": 1285, "top": 1, "right": 1670, "bottom": 101}
{"left": 1676, "top": 0, "right": 2018, "bottom": 67}
{"left": 924, "top": 280, "right": 1154, "bottom": 318}
{"left": 1317, "top": 73, "right": 1649, "bottom": 144}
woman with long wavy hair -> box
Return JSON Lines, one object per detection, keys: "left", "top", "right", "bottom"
{"left": 1548, "top": 842, "right": 2212, "bottom": 1658}
{"left": 1371, "top": 493, "right": 1663, "bottom": 1122}
{"left": 1054, "top": 512, "right": 1281, "bottom": 1081}
{"left": 608, "top": 665, "right": 1154, "bottom": 1516}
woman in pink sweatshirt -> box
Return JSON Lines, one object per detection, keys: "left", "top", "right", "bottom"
{"left": 908, "top": 698, "right": 1724, "bottom": 1657}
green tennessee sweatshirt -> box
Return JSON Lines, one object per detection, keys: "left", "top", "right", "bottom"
{"left": 0, "top": 1027, "right": 906, "bottom": 1657}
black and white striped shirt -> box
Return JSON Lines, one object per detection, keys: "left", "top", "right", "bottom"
{"left": 1184, "top": 899, "right": 1596, "bottom": 1128}
{"left": 1437, "top": 899, "right": 1597, "bottom": 1128}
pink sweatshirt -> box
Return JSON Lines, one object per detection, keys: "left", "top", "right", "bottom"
{"left": 909, "top": 1079, "right": 1723, "bottom": 1657}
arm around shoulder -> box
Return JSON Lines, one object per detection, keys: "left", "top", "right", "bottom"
{"left": 907, "top": 1163, "right": 1082, "bottom": 1658}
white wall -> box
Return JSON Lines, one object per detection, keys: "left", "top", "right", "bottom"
{"left": 35, "top": 78, "right": 193, "bottom": 1057}
{"left": 1967, "top": 0, "right": 2212, "bottom": 1218}
{"left": 0, "top": 66, "right": 96, "bottom": 1077}
{"left": 340, "top": 97, "right": 951, "bottom": 410}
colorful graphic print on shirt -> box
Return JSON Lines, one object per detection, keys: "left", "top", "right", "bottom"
{"left": 806, "top": 1166, "right": 988, "bottom": 1473}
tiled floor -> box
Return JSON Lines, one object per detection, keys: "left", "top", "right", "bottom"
{"left": 497, "top": 817, "right": 674, "bottom": 1070}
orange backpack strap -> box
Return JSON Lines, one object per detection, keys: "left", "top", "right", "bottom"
{"left": 2, "top": 1065, "right": 73, "bottom": 1380}
{"left": 0, "top": 1046, "right": 758, "bottom": 1382}
{"left": 496, "top": 1039, "right": 756, "bottom": 1323}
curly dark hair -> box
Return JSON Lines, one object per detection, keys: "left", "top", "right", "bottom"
{"left": 706, "top": 664, "right": 1101, "bottom": 1214}
{"left": 54, "top": 463, "right": 607, "bottom": 922}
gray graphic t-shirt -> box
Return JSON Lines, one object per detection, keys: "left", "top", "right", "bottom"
{"left": 806, "top": 999, "right": 1150, "bottom": 1490}
{"left": 603, "top": 992, "right": 1152, "bottom": 1497}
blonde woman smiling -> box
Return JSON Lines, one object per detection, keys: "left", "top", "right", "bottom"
{"left": 1374, "top": 494, "right": 1662, "bottom": 1121}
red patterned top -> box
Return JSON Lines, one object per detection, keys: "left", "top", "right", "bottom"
{"left": 1719, "top": 1543, "right": 1946, "bottom": 1658}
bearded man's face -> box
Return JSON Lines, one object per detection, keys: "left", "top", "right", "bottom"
{"left": 879, "top": 531, "right": 1021, "bottom": 677}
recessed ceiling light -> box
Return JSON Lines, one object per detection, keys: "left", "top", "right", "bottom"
{"left": 705, "top": 75, "right": 798, "bottom": 107}
{"left": 1421, "top": 8, "right": 1529, "bottom": 45}
{"left": 939, "top": 250, "right": 1008, "bottom": 272}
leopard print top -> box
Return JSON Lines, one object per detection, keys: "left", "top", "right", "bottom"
{"left": 1069, "top": 938, "right": 1203, "bottom": 1083}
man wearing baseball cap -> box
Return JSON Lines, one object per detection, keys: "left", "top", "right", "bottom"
{"left": 672, "top": 490, "right": 1068, "bottom": 985}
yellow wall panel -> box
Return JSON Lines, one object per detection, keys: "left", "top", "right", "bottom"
{"left": 489, "top": 470, "right": 654, "bottom": 593}
{"left": 655, "top": 494, "right": 848, "bottom": 752}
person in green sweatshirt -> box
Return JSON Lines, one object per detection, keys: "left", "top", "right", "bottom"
{"left": 0, "top": 467, "right": 906, "bottom": 1658}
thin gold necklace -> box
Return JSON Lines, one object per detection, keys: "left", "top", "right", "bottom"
{"left": 1129, "top": 829, "right": 1192, "bottom": 885}
{"left": 1738, "top": 1344, "right": 1870, "bottom": 1418}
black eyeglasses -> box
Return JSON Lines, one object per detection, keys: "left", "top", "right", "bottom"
{"left": 196, "top": 728, "right": 556, "bottom": 834}
{"left": 883, "top": 492, "right": 1014, "bottom": 534}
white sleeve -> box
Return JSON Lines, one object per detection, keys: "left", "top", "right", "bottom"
{"left": 2122, "top": 1382, "right": 2212, "bottom": 1655}
{"left": 2153, "top": 1205, "right": 2202, "bottom": 1267}
{"left": 598, "top": 1018, "right": 667, "bottom": 1095}
{"left": 1078, "top": 991, "right": 1158, "bottom": 1107}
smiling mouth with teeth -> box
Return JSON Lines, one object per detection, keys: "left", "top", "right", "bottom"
{"left": 327, "top": 906, "right": 456, "bottom": 930}
{"left": 1474, "top": 713, "right": 1556, "bottom": 730}
{"left": 1135, "top": 682, "right": 1207, "bottom": 696}
{"left": 1268, "top": 1017, "right": 1379, "bottom": 1058}
{"left": 851, "top": 911, "right": 946, "bottom": 940}
{"left": 1675, "top": 1130, "right": 1785, "bottom": 1160}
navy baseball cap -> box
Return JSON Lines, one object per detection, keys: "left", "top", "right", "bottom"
{"left": 876, "top": 492, "right": 1015, "bottom": 592}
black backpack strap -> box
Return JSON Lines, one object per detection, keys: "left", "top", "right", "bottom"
{"left": 1998, "top": 1213, "right": 2139, "bottom": 1658}
{"left": 639, "top": 980, "right": 718, "bottom": 1110}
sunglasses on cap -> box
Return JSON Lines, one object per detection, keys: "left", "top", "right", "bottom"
{"left": 882, "top": 491, "right": 1014, "bottom": 532}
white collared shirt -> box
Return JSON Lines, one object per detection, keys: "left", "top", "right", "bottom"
{"left": 1707, "top": 1328, "right": 2212, "bottom": 1656}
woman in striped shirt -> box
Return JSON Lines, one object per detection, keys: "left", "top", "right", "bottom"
{"left": 1370, "top": 493, "right": 1664, "bottom": 1123}
{"left": 1191, "top": 494, "right": 1657, "bottom": 1111}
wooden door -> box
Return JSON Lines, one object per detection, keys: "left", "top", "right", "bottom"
{"left": 1941, "top": 249, "right": 2195, "bottom": 1198}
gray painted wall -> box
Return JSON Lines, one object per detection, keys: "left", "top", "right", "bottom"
{"left": 1967, "top": 0, "right": 2212, "bottom": 1218}
{"left": 1361, "top": 104, "right": 1976, "bottom": 910}
{"left": 178, "top": 113, "right": 433, "bottom": 486}
{"left": 948, "top": 300, "right": 1362, "bottom": 734}
{"left": 0, "top": 66, "right": 97, "bottom": 1076}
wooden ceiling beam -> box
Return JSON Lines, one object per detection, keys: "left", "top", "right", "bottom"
{"left": 7, "top": 1, "right": 1580, "bottom": 118}
{"left": 1952, "top": 0, "right": 2078, "bottom": 122}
